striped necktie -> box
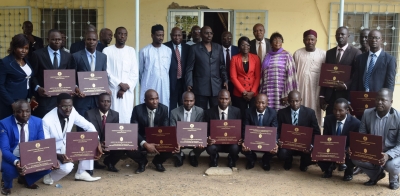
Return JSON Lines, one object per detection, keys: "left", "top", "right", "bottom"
{"left": 293, "top": 112, "right": 298, "bottom": 125}
{"left": 364, "top": 54, "right": 376, "bottom": 92}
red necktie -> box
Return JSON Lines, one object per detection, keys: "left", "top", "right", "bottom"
{"left": 176, "top": 45, "right": 182, "bottom": 79}
{"left": 226, "top": 49, "right": 230, "bottom": 68}
{"left": 102, "top": 115, "right": 106, "bottom": 132}
{"left": 18, "top": 123, "right": 26, "bottom": 142}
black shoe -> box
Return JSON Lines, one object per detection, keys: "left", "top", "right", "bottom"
{"left": 227, "top": 155, "right": 236, "bottom": 168}
{"left": 353, "top": 167, "right": 364, "bottom": 175}
{"left": 338, "top": 164, "right": 347, "bottom": 171}
{"left": 94, "top": 161, "right": 106, "bottom": 169}
{"left": 85, "top": 170, "right": 93, "bottom": 176}
{"left": 135, "top": 161, "right": 148, "bottom": 174}
{"left": 209, "top": 153, "right": 219, "bottom": 167}
{"left": 1, "top": 188, "right": 11, "bottom": 195}
{"left": 322, "top": 170, "right": 332, "bottom": 178}
{"left": 1, "top": 179, "right": 3, "bottom": 189}
{"left": 104, "top": 159, "right": 119, "bottom": 172}
{"left": 389, "top": 179, "right": 399, "bottom": 190}
{"left": 283, "top": 160, "right": 292, "bottom": 171}
{"left": 153, "top": 163, "right": 166, "bottom": 172}
{"left": 343, "top": 175, "right": 353, "bottom": 181}
{"left": 364, "top": 171, "right": 386, "bottom": 186}
{"left": 262, "top": 162, "right": 270, "bottom": 171}
{"left": 174, "top": 152, "right": 185, "bottom": 167}
{"left": 299, "top": 166, "right": 308, "bottom": 172}
{"left": 246, "top": 161, "right": 255, "bottom": 170}
{"left": 189, "top": 155, "right": 198, "bottom": 167}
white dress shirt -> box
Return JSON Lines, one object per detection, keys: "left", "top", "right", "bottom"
{"left": 256, "top": 39, "right": 267, "bottom": 61}
{"left": 184, "top": 108, "right": 192, "bottom": 122}
{"left": 336, "top": 43, "right": 348, "bottom": 62}
{"left": 222, "top": 45, "right": 232, "bottom": 65}
{"left": 218, "top": 106, "right": 229, "bottom": 120}
{"left": 13, "top": 119, "right": 30, "bottom": 165}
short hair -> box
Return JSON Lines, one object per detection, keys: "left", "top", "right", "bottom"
{"left": 378, "top": 88, "right": 393, "bottom": 100}
{"left": 47, "top": 29, "right": 61, "bottom": 38}
{"left": 57, "top": 93, "right": 72, "bottom": 104}
{"left": 98, "top": 93, "right": 110, "bottom": 99}
{"left": 7, "top": 34, "right": 29, "bottom": 54}
{"left": 182, "top": 91, "right": 195, "bottom": 100}
{"left": 22, "top": 21, "right": 32, "bottom": 27}
{"left": 237, "top": 36, "right": 251, "bottom": 47}
{"left": 191, "top": 25, "right": 200, "bottom": 32}
{"left": 12, "top": 99, "right": 30, "bottom": 112}
{"left": 334, "top": 98, "right": 349, "bottom": 109}
{"left": 269, "top": 32, "right": 284, "bottom": 45}
{"left": 115, "top": 27, "right": 126, "bottom": 34}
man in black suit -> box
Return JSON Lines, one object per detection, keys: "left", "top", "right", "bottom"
{"left": 84, "top": 93, "right": 120, "bottom": 172}
{"left": 204, "top": 89, "right": 241, "bottom": 167}
{"left": 99, "top": 28, "right": 113, "bottom": 47}
{"left": 22, "top": 21, "right": 44, "bottom": 59}
{"left": 186, "top": 26, "right": 228, "bottom": 110}
{"left": 351, "top": 29, "right": 397, "bottom": 92}
{"left": 130, "top": 89, "right": 175, "bottom": 173}
{"left": 30, "top": 29, "right": 74, "bottom": 118}
{"left": 320, "top": 27, "right": 361, "bottom": 115}
{"left": 164, "top": 27, "right": 190, "bottom": 111}
{"left": 221, "top": 31, "right": 239, "bottom": 95}
{"left": 249, "top": 23, "right": 271, "bottom": 62}
{"left": 242, "top": 94, "right": 278, "bottom": 171}
{"left": 277, "top": 90, "right": 321, "bottom": 171}
{"left": 318, "top": 98, "right": 360, "bottom": 181}
{"left": 70, "top": 25, "right": 105, "bottom": 54}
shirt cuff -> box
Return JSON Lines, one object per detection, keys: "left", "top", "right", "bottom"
{"left": 35, "top": 85, "right": 40, "bottom": 91}
{"left": 140, "top": 140, "right": 146, "bottom": 148}
{"left": 343, "top": 83, "right": 347, "bottom": 90}
{"left": 319, "top": 96, "right": 325, "bottom": 98}
{"left": 14, "top": 159, "right": 19, "bottom": 166}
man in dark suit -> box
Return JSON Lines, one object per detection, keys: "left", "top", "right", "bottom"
{"left": 204, "top": 89, "right": 241, "bottom": 167}
{"left": 30, "top": 29, "right": 74, "bottom": 118}
{"left": 84, "top": 93, "right": 119, "bottom": 172}
{"left": 350, "top": 30, "right": 396, "bottom": 92}
{"left": 72, "top": 30, "right": 108, "bottom": 117}
{"left": 317, "top": 98, "right": 360, "bottom": 181}
{"left": 250, "top": 23, "right": 271, "bottom": 62}
{"left": 164, "top": 27, "right": 190, "bottom": 111}
{"left": 277, "top": 90, "right": 321, "bottom": 171}
{"left": 242, "top": 94, "right": 278, "bottom": 171}
{"left": 221, "top": 31, "right": 239, "bottom": 95}
{"left": 186, "top": 26, "right": 228, "bottom": 110}
{"left": 320, "top": 27, "right": 361, "bottom": 115}
{"left": 22, "top": 21, "right": 44, "bottom": 60}
{"left": 130, "top": 89, "right": 175, "bottom": 173}
{"left": 69, "top": 25, "right": 105, "bottom": 54}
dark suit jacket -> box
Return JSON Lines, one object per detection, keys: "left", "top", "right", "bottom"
{"left": 69, "top": 40, "right": 105, "bottom": 54}
{"left": 250, "top": 38, "right": 271, "bottom": 56}
{"left": 277, "top": 105, "right": 321, "bottom": 143}
{"left": 164, "top": 41, "right": 190, "bottom": 94}
{"left": 323, "top": 114, "right": 360, "bottom": 147}
{"left": 72, "top": 49, "right": 108, "bottom": 110}
{"left": 203, "top": 105, "right": 241, "bottom": 136}
{"left": 350, "top": 51, "right": 396, "bottom": 92}
{"left": 84, "top": 108, "right": 119, "bottom": 142}
{"left": 243, "top": 106, "right": 277, "bottom": 139}
{"left": 320, "top": 45, "right": 361, "bottom": 102}
{"left": 223, "top": 45, "right": 239, "bottom": 84}
{"left": 185, "top": 42, "right": 228, "bottom": 96}
{"left": 130, "top": 103, "right": 169, "bottom": 144}
{"left": 27, "top": 36, "right": 44, "bottom": 60}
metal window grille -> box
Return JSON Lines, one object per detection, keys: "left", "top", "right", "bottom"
{"left": 167, "top": 10, "right": 200, "bottom": 43}
{"left": 233, "top": 10, "right": 268, "bottom": 44}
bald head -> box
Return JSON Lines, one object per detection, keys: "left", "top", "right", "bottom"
{"left": 170, "top": 27, "right": 183, "bottom": 45}
{"left": 13, "top": 99, "right": 31, "bottom": 124}
{"left": 99, "top": 28, "right": 113, "bottom": 45}
{"left": 218, "top": 89, "right": 230, "bottom": 110}
{"left": 182, "top": 91, "right": 195, "bottom": 111}
{"left": 144, "top": 89, "right": 159, "bottom": 110}
{"left": 288, "top": 90, "right": 302, "bottom": 111}
{"left": 255, "top": 93, "right": 268, "bottom": 113}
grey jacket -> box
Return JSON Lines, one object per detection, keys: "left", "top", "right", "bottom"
{"left": 169, "top": 105, "right": 204, "bottom": 126}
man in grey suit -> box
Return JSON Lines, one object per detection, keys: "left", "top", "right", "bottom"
{"left": 352, "top": 88, "right": 400, "bottom": 190}
{"left": 185, "top": 26, "right": 228, "bottom": 110}
{"left": 249, "top": 23, "right": 271, "bottom": 62}
{"left": 170, "top": 91, "right": 204, "bottom": 167}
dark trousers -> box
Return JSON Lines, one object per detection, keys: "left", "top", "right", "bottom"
{"left": 278, "top": 148, "right": 312, "bottom": 167}
{"left": 231, "top": 95, "right": 255, "bottom": 118}
{"left": 206, "top": 144, "right": 240, "bottom": 161}
{"left": 124, "top": 146, "right": 173, "bottom": 165}
{"left": 317, "top": 153, "right": 354, "bottom": 175}
{"left": 242, "top": 151, "right": 274, "bottom": 163}
{"left": 32, "top": 96, "right": 57, "bottom": 118}
{"left": 169, "top": 78, "right": 184, "bottom": 111}
{"left": 195, "top": 95, "right": 218, "bottom": 110}
{"left": 74, "top": 97, "right": 97, "bottom": 132}
{"left": 103, "top": 150, "right": 126, "bottom": 166}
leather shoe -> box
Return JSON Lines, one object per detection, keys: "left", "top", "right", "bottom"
{"left": 299, "top": 166, "right": 308, "bottom": 172}
{"left": 283, "top": 160, "right": 292, "bottom": 171}
{"left": 227, "top": 155, "right": 236, "bottom": 168}
{"left": 74, "top": 171, "right": 101, "bottom": 182}
{"left": 86, "top": 170, "right": 94, "bottom": 176}
{"left": 343, "top": 175, "right": 353, "bottom": 181}
{"left": 153, "top": 163, "right": 166, "bottom": 172}
{"left": 1, "top": 179, "right": 4, "bottom": 188}
{"left": 246, "top": 161, "right": 255, "bottom": 170}
{"left": 338, "top": 164, "right": 347, "bottom": 171}
{"left": 1, "top": 188, "right": 11, "bottom": 195}
{"left": 174, "top": 152, "right": 185, "bottom": 167}
{"left": 389, "top": 179, "right": 399, "bottom": 190}
{"left": 104, "top": 159, "right": 119, "bottom": 172}
{"left": 94, "top": 161, "right": 106, "bottom": 169}
{"left": 209, "top": 153, "right": 219, "bottom": 167}
{"left": 189, "top": 155, "right": 198, "bottom": 167}
{"left": 17, "top": 176, "right": 39, "bottom": 189}
{"left": 364, "top": 171, "right": 386, "bottom": 186}
{"left": 135, "top": 161, "right": 148, "bottom": 174}
{"left": 43, "top": 174, "right": 53, "bottom": 185}
{"left": 353, "top": 167, "right": 364, "bottom": 175}
{"left": 262, "top": 162, "right": 271, "bottom": 171}
{"left": 322, "top": 170, "right": 332, "bottom": 178}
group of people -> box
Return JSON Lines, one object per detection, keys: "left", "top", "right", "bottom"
{"left": 0, "top": 19, "right": 398, "bottom": 195}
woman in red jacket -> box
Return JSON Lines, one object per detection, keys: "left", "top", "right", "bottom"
{"left": 230, "top": 36, "right": 261, "bottom": 117}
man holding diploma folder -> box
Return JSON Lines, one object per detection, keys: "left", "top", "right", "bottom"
{"left": 352, "top": 89, "right": 400, "bottom": 190}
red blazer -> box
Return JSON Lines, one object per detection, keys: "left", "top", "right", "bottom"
{"left": 230, "top": 53, "right": 260, "bottom": 97}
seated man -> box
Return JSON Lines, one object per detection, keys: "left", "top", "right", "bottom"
{"left": 42, "top": 93, "right": 103, "bottom": 184}
{"left": 130, "top": 89, "right": 175, "bottom": 173}
{"left": 242, "top": 94, "right": 278, "bottom": 171}
{"left": 170, "top": 91, "right": 204, "bottom": 167}
{"left": 352, "top": 88, "right": 400, "bottom": 190}
{"left": 0, "top": 100, "right": 56, "bottom": 195}
{"left": 318, "top": 98, "right": 360, "bottom": 181}
{"left": 204, "top": 89, "right": 241, "bottom": 168}
{"left": 277, "top": 90, "right": 321, "bottom": 171}
{"left": 84, "top": 93, "right": 120, "bottom": 172}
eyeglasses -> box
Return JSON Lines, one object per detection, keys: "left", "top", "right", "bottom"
{"left": 368, "top": 36, "right": 381, "bottom": 41}
{"left": 60, "top": 105, "right": 73, "bottom": 110}
{"left": 193, "top": 30, "right": 201, "bottom": 33}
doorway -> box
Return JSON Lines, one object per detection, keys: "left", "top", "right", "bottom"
{"left": 203, "top": 12, "right": 229, "bottom": 43}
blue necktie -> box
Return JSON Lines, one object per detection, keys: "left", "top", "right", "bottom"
{"left": 293, "top": 112, "right": 298, "bottom": 125}
{"left": 364, "top": 54, "right": 376, "bottom": 92}
{"left": 258, "top": 114, "right": 263, "bottom": 126}
{"left": 336, "top": 122, "right": 342, "bottom": 136}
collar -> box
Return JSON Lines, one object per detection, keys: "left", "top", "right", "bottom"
{"left": 337, "top": 114, "right": 347, "bottom": 124}
{"left": 184, "top": 107, "right": 193, "bottom": 113}
{"left": 291, "top": 108, "right": 300, "bottom": 114}
{"left": 257, "top": 39, "right": 265, "bottom": 45}
{"left": 218, "top": 106, "right": 229, "bottom": 114}
{"left": 172, "top": 43, "right": 181, "bottom": 49}
{"left": 99, "top": 110, "right": 109, "bottom": 117}
{"left": 14, "top": 118, "right": 29, "bottom": 125}
{"left": 223, "top": 45, "right": 232, "bottom": 51}
{"left": 256, "top": 108, "right": 266, "bottom": 116}
{"left": 337, "top": 43, "right": 348, "bottom": 51}
{"left": 369, "top": 48, "right": 382, "bottom": 58}
{"left": 375, "top": 110, "right": 390, "bottom": 119}
{"left": 85, "top": 48, "right": 96, "bottom": 56}
{"left": 146, "top": 107, "right": 156, "bottom": 114}
{"left": 47, "top": 46, "right": 59, "bottom": 55}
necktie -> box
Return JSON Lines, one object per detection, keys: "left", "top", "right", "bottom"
{"left": 293, "top": 112, "right": 298, "bottom": 125}
{"left": 53, "top": 52, "right": 58, "bottom": 69}
{"left": 221, "top": 112, "right": 225, "bottom": 120}
{"left": 18, "top": 123, "right": 26, "bottom": 143}
{"left": 149, "top": 111, "right": 154, "bottom": 127}
{"left": 258, "top": 41, "right": 263, "bottom": 61}
{"left": 90, "top": 54, "right": 95, "bottom": 71}
{"left": 336, "top": 122, "right": 342, "bottom": 135}
{"left": 185, "top": 112, "right": 190, "bottom": 122}
{"left": 176, "top": 45, "right": 182, "bottom": 79}
{"left": 335, "top": 48, "right": 342, "bottom": 64}
{"left": 62, "top": 118, "right": 68, "bottom": 133}
{"left": 226, "top": 48, "right": 231, "bottom": 68}
{"left": 258, "top": 114, "right": 263, "bottom": 126}
{"left": 364, "top": 54, "right": 376, "bottom": 92}
{"left": 102, "top": 115, "right": 107, "bottom": 132}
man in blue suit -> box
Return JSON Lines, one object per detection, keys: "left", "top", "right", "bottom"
{"left": 221, "top": 31, "right": 239, "bottom": 95}
{"left": 69, "top": 25, "right": 105, "bottom": 54}
{"left": 0, "top": 100, "right": 56, "bottom": 195}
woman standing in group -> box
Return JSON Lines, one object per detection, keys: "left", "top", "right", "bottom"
{"left": 0, "top": 34, "right": 33, "bottom": 119}
{"left": 259, "top": 32, "right": 297, "bottom": 111}
{"left": 230, "top": 36, "right": 261, "bottom": 117}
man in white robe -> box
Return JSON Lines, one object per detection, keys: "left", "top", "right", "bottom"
{"left": 103, "top": 27, "right": 138, "bottom": 123}
{"left": 139, "top": 24, "right": 171, "bottom": 109}
{"left": 293, "top": 30, "right": 326, "bottom": 126}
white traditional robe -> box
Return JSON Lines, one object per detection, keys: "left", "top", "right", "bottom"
{"left": 103, "top": 45, "right": 139, "bottom": 123}
{"left": 293, "top": 47, "right": 326, "bottom": 126}
{"left": 139, "top": 44, "right": 171, "bottom": 108}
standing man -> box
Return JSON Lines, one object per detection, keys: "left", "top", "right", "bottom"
{"left": 170, "top": 91, "right": 204, "bottom": 167}
{"left": 221, "top": 31, "right": 239, "bottom": 95}
{"left": 293, "top": 29, "right": 326, "bottom": 126}
{"left": 70, "top": 25, "right": 105, "bottom": 54}
{"left": 60, "top": 32, "right": 70, "bottom": 53}
{"left": 186, "top": 26, "right": 228, "bottom": 110}
{"left": 103, "top": 27, "right": 138, "bottom": 123}
{"left": 277, "top": 90, "right": 321, "bottom": 171}
{"left": 352, "top": 88, "right": 400, "bottom": 190}
{"left": 139, "top": 24, "right": 172, "bottom": 108}
{"left": 164, "top": 27, "right": 189, "bottom": 111}
{"left": 186, "top": 25, "right": 201, "bottom": 46}
{"left": 250, "top": 23, "right": 271, "bottom": 62}
{"left": 351, "top": 30, "right": 397, "bottom": 92}
{"left": 320, "top": 27, "right": 361, "bottom": 115}
{"left": 30, "top": 29, "right": 73, "bottom": 118}
{"left": 22, "top": 21, "right": 44, "bottom": 59}
{"left": 99, "top": 28, "right": 113, "bottom": 47}
{"left": 359, "top": 29, "right": 370, "bottom": 54}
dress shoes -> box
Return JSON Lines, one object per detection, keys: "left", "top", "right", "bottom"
{"left": 135, "top": 161, "right": 148, "bottom": 174}
{"left": 104, "top": 159, "right": 119, "bottom": 172}
{"left": 153, "top": 162, "right": 166, "bottom": 172}
{"left": 17, "top": 176, "right": 39, "bottom": 189}
{"left": 1, "top": 188, "right": 11, "bottom": 195}
{"left": 338, "top": 164, "right": 347, "bottom": 171}
{"left": 283, "top": 160, "right": 292, "bottom": 171}
{"left": 43, "top": 174, "right": 54, "bottom": 185}
{"left": 1, "top": 179, "right": 3, "bottom": 188}
{"left": 246, "top": 161, "right": 255, "bottom": 170}
{"left": 209, "top": 153, "right": 219, "bottom": 167}
{"left": 262, "top": 162, "right": 271, "bottom": 171}
{"left": 353, "top": 167, "right": 364, "bottom": 175}
{"left": 322, "top": 170, "right": 332, "bottom": 178}
{"left": 299, "top": 166, "right": 308, "bottom": 172}
{"left": 174, "top": 152, "right": 185, "bottom": 167}
{"left": 75, "top": 171, "right": 101, "bottom": 182}
{"left": 342, "top": 175, "right": 353, "bottom": 181}
{"left": 189, "top": 155, "right": 198, "bottom": 167}
{"left": 389, "top": 178, "right": 399, "bottom": 190}
{"left": 364, "top": 171, "right": 386, "bottom": 186}
{"left": 227, "top": 155, "right": 236, "bottom": 168}
{"left": 85, "top": 170, "right": 94, "bottom": 176}
{"left": 94, "top": 161, "right": 106, "bottom": 169}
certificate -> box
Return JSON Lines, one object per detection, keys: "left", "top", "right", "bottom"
{"left": 19, "top": 138, "right": 57, "bottom": 174}
{"left": 77, "top": 71, "right": 110, "bottom": 96}
{"left": 311, "top": 135, "right": 346, "bottom": 162}
{"left": 105, "top": 123, "right": 138, "bottom": 150}
{"left": 210, "top": 120, "right": 242, "bottom": 144}
{"left": 66, "top": 132, "right": 98, "bottom": 161}
{"left": 319, "top": 63, "right": 351, "bottom": 88}
{"left": 244, "top": 125, "right": 277, "bottom": 152}
{"left": 350, "top": 132, "right": 382, "bottom": 165}
{"left": 176, "top": 121, "right": 207, "bottom": 147}
{"left": 146, "top": 126, "right": 178, "bottom": 152}
{"left": 43, "top": 69, "right": 76, "bottom": 96}
{"left": 350, "top": 91, "right": 377, "bottom": 116}
{"left": 280, "top": 124, "right": 313, "bottom": 151}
